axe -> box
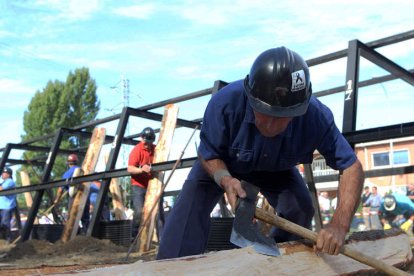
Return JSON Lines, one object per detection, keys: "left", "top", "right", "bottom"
{"left": 231, "top": 181, "right": 409, "bottom": 276}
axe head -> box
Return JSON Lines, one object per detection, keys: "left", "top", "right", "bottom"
{"left": 230, "top": 181, "right": 280, "bottom": 256}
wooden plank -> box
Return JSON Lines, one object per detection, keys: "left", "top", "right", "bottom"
{"left": 103, "top": 152, "right": 126, "bottom": 220}
{"left": 84, "top": 231, "right": 413, "bottom": 275}
{"left": 139, "top": 104, "right": 179, "bottom": 252}
{"left": 109, "top": 178, "right": 126, "bottom": 220}
{"left": 20, "top": 171, "right": 33, "bottom": 208}
{"left": 61, "top": 127, "right": 106, "bottom": 242}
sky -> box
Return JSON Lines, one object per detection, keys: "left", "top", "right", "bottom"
{"left": 1, "top": 0, "right": 414, "bottom": 189}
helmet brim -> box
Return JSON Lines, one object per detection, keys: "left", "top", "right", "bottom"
{"left": 246, "top": 91, "right": 310, "bottom": 117}
{"left": 384, "top": 202, "right": 396, "bottom": 211}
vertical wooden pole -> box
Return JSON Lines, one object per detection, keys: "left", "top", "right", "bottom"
{"left": 139, "top": 104, "right": 178, "bottom": 252}
{"left": 61, "top": 127, "right": 106, "bottom": 242}
{"left": 20, "top": 171, "right": 33, "bottom": 208}
{"left": 104, "top": 152, "right": 126, "bottom": 220}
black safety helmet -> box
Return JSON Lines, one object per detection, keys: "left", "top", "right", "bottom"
{"left": 2, "top": 167, "right": 12, "bottom": 175}
{"left": 244, "top": 46, "right": 312, "bottom": 117}
{"left": 383, "top": 195, "right": 396, "bottom": 211}
{"left": 141, "top": 127, "right": 156, "bottom": 143}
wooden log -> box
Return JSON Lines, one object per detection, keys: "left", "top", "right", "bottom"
{"left": 104, "top": 152, "right": 126, "bottom": 220}
{"left": 79, "top": 230, "right": 413, "bottom": 275}
{"left": 19, "top": 171, "right": 33, "bottom": 208}
{"left": 109, "top": 178, "right": 126, "bottom": 220}
{"left": 61, "top": 127, "right": 106, "bottom": 242}
{"left": 139, "top": 104, "right": 179, "bottom": 252}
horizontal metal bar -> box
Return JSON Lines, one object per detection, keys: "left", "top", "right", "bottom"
{"left": 137, "top": 88, "right": 213, "bottom": 111}
{"left": 358, "top": 41, "right": 414, "bottom": 86}
{"left": 0, "top": 157, "right": 197, "bottom": 196}
{"left": 344, "top": 122, "right": 414, "bottom": 144}
{"left": 314, "top": 68, "right": 414, "bottom": 97}
{"left": 306, "top": 29, "right": 414, "bottom": 66}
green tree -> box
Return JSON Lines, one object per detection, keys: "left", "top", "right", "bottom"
{"left": 19, "top": 67, "right": 100, "bottom": 208}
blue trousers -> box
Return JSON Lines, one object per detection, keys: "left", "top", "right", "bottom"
{"left": 156, "top": 160, "right": 314, "bottom": 259}
{"left": 131, "top": 185, "right": 147, "bottom": 237}
{"left": 0, "top": 208, "right": 13, "bottom": 241}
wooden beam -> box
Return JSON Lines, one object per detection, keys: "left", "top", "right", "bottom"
{"left": 61, "top": 128, "right": 106, "bottom": 242}
{"left": 109, "top": 177, "right": 126, "bottom": 220}
{"left": 139, "top": 104, "right": 179, "bottom": 252}
{"left": 104, "top": 152, "right": 126, "bottom": 220}
{"left": 20, "top": 171, "right": 33, "bottom": 208}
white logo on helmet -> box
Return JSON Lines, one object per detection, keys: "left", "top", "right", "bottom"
{"left": 291, "top": 70, "right": 306, "bottom": 92}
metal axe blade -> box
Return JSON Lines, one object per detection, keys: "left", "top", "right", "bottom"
{"left": 230, "top": 181, "right": 280, "bottom": 256}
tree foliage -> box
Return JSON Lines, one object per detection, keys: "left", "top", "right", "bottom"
{"left": 20, "top": 67, "right": 100, "bottom": 193}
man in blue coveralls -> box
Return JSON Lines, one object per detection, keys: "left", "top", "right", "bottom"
{"left": 0, "top": 167, "right": 17, "bottom": 242}
{"left": 157, "top": 46, "right": 365, "bottom": 259}
{"left": 380, "top": 194, "right": 414, "bottom": 234}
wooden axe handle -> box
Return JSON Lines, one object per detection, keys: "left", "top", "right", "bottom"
{"left": 255, "top": 208, "right": 409, "bottom": 276}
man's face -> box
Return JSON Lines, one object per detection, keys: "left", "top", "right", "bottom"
{"left": 142, "top": 140, "right": 153, "bottom": 149}
{"left": 253, "top": 110, "right": 292, "bottom": 137}
{"left": 1, "top": 172, "right": 9, "bottom": 180}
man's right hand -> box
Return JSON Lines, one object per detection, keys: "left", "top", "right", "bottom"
{"left": 220, "top": 177, "right": 246, "bottom": 212}
{"left": 141, "top": 164, "right": 151, "bottom": 174}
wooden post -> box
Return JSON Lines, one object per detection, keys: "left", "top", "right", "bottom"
{"left": 61, "top": 127, "right": 106, "bottom": 242}
{"left": 104, "top": 152, "right": 126, "bottom": 220}
{"left": 109, "top": 178, "right": 127, "bottom": 220}
{"left": 139, "top": 104, "right": 178, "bottom": 252}
{"left": 20, "top": 171, "right": 33, "bottom": 208}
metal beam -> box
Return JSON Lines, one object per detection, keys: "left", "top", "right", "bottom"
{"left": 344, "top": 122, "right": 414, "bottom": 144}
{"left": 20, "top": 129, "right": 64, "bottom": 241}
{"left": 306, "top": 29, "right": 414, "bottom": 66}
{"left": 342, "top": 40, "right": 360, "bottom": 134}
{"left": 0, "top": 157, "right": 197, "bottom": 196}
{"left": 359, "top": 42, "right": 414, "bottom": 86}
{"left": 87, "top": 107, "right": 130, "bottom": 237}
{"left": 314, "top": 68, "right": 414, "bottom": 98}
{"left": 137, "top": 88, "right": 214, "bottom": 111}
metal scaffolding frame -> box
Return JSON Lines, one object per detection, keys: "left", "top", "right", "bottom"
{"left": 0, "top": 30, "right": 413, "bottom": 242}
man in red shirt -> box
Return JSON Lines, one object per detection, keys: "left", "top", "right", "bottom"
{"left": 127, "top": 127, "right": 156, "bottom": 238}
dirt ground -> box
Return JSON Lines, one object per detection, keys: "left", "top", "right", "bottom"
{"left": 0, "top": 236, "right": 157, "bottom": 275}
{"left": 0, "top": 235, "right": 413, "bottom": 275}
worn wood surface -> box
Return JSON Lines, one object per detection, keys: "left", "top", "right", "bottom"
{"left": 255, "top": 207, "right": 410, "bottom": 276}
{"left": 139, "top": 104, "right": 179, "bottom": 252}
{"left": 61, "top": 127, "right": 106, "bottom": 242}
{"left": 72, "top": 231, "right": 413, "bottom": 275}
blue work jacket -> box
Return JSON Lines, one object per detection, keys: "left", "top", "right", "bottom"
{"left": 0, "top": 178, "right": 16, "bottom": 210}
{"left": 198, "top": 79, "right": 356, "bottom": 174}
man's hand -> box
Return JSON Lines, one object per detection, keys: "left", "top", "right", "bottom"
{"left": 220, "top": 176, "right": 246, "bottom": 212}
{"left": 400, "top": 220, "right": 413, "bottom": 233}
{"left": 315, "top": 225, "right": 347, "bottom": 255}
{"left": 141, "top": 164, "right": 151, "bottom": 174}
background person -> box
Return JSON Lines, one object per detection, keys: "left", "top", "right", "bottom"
{"left": 406, "top": 184, "right": 414, "bottom": 203}
{"left": 127, "top": 127, "right": 156, "bottom": 240}
{"left": 361, "top": 186, "right": 372, "bottom": 230}
{"left": 379, "top": 194, "right": 414, "bottom": 235}
{"left": 0, "top": 167, "right": 17, "bottom": 242}
{"left": 54, "top": 154, "right": 90, "bottom": 234}
{"left": 318, "top": 191, "right": 331, "bottom": 225}
{"left": 363, "top": 186, "right": 382, "bottom": 230}
{"left": 157, "top": 46, "right": 364, "bottom": 260}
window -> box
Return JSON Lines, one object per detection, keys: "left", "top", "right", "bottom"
{"left": 393, "top": 150, "right": 409, "bottom": 165}
{"left": 372, "top": 149, "right": 410, "bottom": 168}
